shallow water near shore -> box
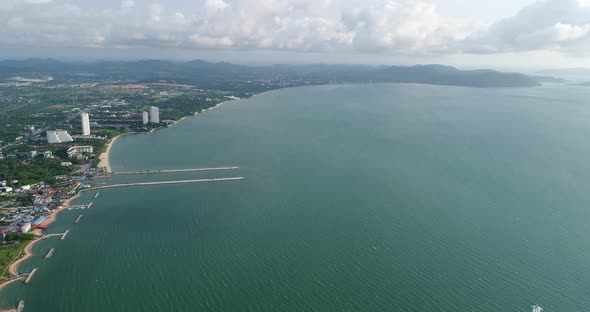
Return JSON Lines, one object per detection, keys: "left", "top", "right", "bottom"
{"left": 3, "top": 83, "right": 590, "bottom": 311}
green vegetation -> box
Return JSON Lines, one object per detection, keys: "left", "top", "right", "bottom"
{"left": 0, "top": 241, "right": 27, "bottom": 279}
{"left": 0, "top": 158, "right": 72, "bottom": 186}
{"left": 0, "top": 84, "right": 230, "bottom": 143}
{"left": 4, "top": 233, "right": 35, "bottom": 241}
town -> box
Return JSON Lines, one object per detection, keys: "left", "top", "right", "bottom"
{"left": 0, "top": 78, "right": 243, "bottom": 285}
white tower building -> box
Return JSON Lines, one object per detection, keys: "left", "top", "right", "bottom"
{"left": 81, "top": 113, "right": 90, "bottom": 135}
{"left": 47, "top": 130, "right": 73, "bottom": 144}
{"left": 150, "top": 106, "right": 160, "bottom": 123}
{"left": 142, "top": 111, "right": 149, "bottom": 125}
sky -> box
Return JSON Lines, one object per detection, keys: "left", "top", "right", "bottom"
{"left": 1, "top": 0, "right": 590, "bottom": 70}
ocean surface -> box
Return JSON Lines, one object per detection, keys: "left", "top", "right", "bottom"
{"left": 3, "top": 83, "right": 590, "bottom": 311}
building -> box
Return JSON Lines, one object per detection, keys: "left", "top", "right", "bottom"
{"left": 60, "top": 162, "right": 73, "bottom": 167}
{"left": 67, "top": 146, "right": 94, "bottom": 159}
{"left": 142, "top": 111, "right": 149, "bottom": 125}
{"left": 43, "top": 151, "right": 53, "bottom": 158}
{"left": 1, "top": 187, "right": 13, "bottom": 193}
{"left": 16, "top": 151, "right": 37, "bottom": 159}
{"left": 81, "top": 113, "right": 91, "bottom": 135}
{"left": 47, "top": 130, "right": 73, "bottom": 144}
{"left": 33, "top": 216, "right": 47, "bottom": 226}
{"left": 20, "top": 223, "right": 31, "bottom": 234}
{"left": 150, "top": 106, "right": 160, "bottom": 123}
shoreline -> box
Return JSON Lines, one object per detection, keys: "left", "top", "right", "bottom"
{"left": 0, "top": 192, "right": 81, "bottom": 291}
{"left": 169, "top": 100, "right": 229, "bottom": 127}
{"left": 97, "top": 100, "right": 232, "bottom": 172}
{"left": 0, "top": 98, "right": 237, "bottom": 306}
{"left": 97, "top": 133, "right": 126, "bottom": 173}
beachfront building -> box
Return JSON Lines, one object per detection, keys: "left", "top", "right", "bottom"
{"left": 20, "top": 223, "right": 31, "bottom": 234}
{"left": 81, "top": 113, "right": 91, "bottom": 135}
{"left": 150, "top": 106, "right": 160, "bottom": 123}
{"left": 67, "top": 145, "right": 94, "bottom": 159}
{"left": 142, "top": 111, "right": 149, "bottom": 125}
{"left": 47, "top": 130, "right": 73, "bottom": 144}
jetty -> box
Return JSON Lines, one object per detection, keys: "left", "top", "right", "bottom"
{"left": 94, "top": 192, "right": 100, "bottom": 198}
{"left": 24, "top": 268, "right": 37, "bottom": 284}
{"left": 68, "top": 204, "right": 86, "bottom": 210}
{"left": 45, "top": 248, "right": 55, "bottom": 259}
{"left": 16, "top": 300, "right": 24, "bottom": 312}
{"left": 74, "top": 215, "right": 83, "bottom": 224}
{"left": 114, "top": 166, "right": 239, "bottom": 175}
{"left": 61, "top": 230, "right": 69, "bottom": 240}
{"left": 91, "top": 177, "right": 244, "bottom": 190}
{"left": 44, "top": 233, "right": 63, "bottom": 239}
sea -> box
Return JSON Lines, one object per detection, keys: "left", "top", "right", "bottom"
{"left": 2, "top": 83, "right": 590, "bottom": 311}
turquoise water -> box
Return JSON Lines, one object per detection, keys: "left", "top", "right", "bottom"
{"left": 2, "top": 83, "right": 590, "bottom": 311}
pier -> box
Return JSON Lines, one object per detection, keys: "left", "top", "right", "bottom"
{"left": 114, "top": 166, "right": 240, "bottom": 175}
{"left": 75, "top": 215, "right": 83, "bottom": 224}
{"left": 16, "top": 300, "right": 24, "bottom": 312}
{"left": 44, "top": 233, "right": 64, "bottom": 239}
{"left": 91, "top": 177, "right": 244, "bottom": 190}
{"left": 24, "top": 269, "right": 37, "bottom": 284}
{"left": 68, "top": 204, "right": 86, "bottom": 209}
{"left": 45, "top": 248, "right": 55, "bottom": 259}
{"left": 61, "top": 230, "right": 69, "bottom": 240}
{"left": 68, "top": 202, "right": 92, "bottom": 210}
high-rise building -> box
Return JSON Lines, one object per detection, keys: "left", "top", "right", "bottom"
{"left": 142, "top": 111, "right": 149, "bottom": 125}
{"left": 47, "top": 130, "right": 73, "bottom": 144}
{"left": 81, "top": 113, "right": 90, "bottom": 135}
{"left": 150, "top": 106, "right": 160, "bottom": 123}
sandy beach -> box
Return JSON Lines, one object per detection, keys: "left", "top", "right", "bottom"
{"left": 98, "top": 134, "right": 125, "bottom": 173}
{"left": 0, "top": 277, "right": 24, "bottom": 291}
{"left": 0, "top": 99, "right": 237, "bottom": 304}
{"left": 202, "top": 101, "right": 226, "bottom": 112}
{"left": 3, "top": 192, "right": 81, "bottom": 281}
{"left": 96, "top": 100, "right": 234, "bottom": 172}
{"left": 42, "top": 192, "right": 81, "bottom": 227}
{"left": 8, "top": 236, "right": 49, "bottom": 276}
{"left": 0, "top": 303, "right": 18, "bottom": 312}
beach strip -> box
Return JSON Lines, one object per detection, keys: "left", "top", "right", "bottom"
{"left": 6, "top": 192, "right": 81, "bottom": 277}
{"left": 98, "top": 133, "right": 125, "bottom": 173}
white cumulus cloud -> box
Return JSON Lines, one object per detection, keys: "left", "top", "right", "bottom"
{"left": 467, "top": 0, "right": 590, "bottom": 55}
{"left": 1, "top": 0, "right": 590, "bottom": 58}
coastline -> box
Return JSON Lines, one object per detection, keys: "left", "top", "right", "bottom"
{"left": 0, "top": 192, "right": 81, "bottom": 291}
{"left": 169, "top": 100, "right": 229, "bottom": 127}
{"left": 0, "top": 98, "right": 236, "bottom": 305}
{"left": 97, "top": 133, "right": 126, "bottom": 173}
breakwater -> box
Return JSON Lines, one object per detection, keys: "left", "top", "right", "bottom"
{"left": 24, "top": 269, "right": 37, "bottom": 284}
{"left": 44, "top": 248, "right": 55, "bottom": 260}
{"left": 113, "top": 166, "right": 240, "bottom": 175}
{"left": 91, "top": 177, "right": 244, "bottom": 190}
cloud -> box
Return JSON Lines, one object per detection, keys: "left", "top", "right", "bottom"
{"left": 1, "top": 0, "right": 590, "bottom": 57}
{"left": 467, "top": 0, "right": 590, "bottom": 55}
{"left": 206, "top": 0, "right": 230, "bottom": 10}
{"left": 1, "top": 0, "right": 472, "bottom": 54}
{"left": 121, "top": 0, "right": 135, "bottom": 9}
